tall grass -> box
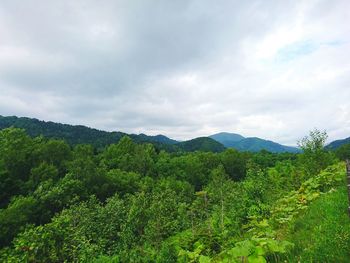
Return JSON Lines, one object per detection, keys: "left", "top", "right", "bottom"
{"left": 285, "top": 185, "right": 350, "bottom": 262}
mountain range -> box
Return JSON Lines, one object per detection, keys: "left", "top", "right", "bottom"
{"left": 1, "top": 115, "right": 348, "bottom": 153}
{"left": 0, "top": 115, "right": 221, "bottom": 152}
{"left": 325, "top": 137, "right": 350, "bottom": 150}
{"left": 209, "top": 132, "right": 300, "bottom": 153}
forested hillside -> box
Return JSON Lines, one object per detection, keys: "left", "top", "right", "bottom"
{"left": 326, "top": 136, "right": 350, "bottom": 149}
{"left": 0, "top": 127, "right": 349, "bottom": 262}
{"left": 1, "top": 116, "right": 303, "bottom": 153}
{"left": 209, "top": 132, "right": 245, "bottom": 144}
{"left": 176, "top": 137, "right": 226, "bottom": 153}
{"left": 209, "top": 133, "right": 300, "bottom": 153}
{"left": 0, "top": 116, "right": 225, "bottom": 153}
{"left": 0, "top": 115, "right": 125, "bottom": 149}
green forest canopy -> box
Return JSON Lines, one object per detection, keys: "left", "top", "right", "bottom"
{"left": 0, "top": 127, "right": 349, "bottom": 262}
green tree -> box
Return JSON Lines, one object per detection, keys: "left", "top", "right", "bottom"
{"left": 27, "top": 162, "right": 58, "bottom": 190}
{"left": 0, "top": 128, "right": 36, "bottom": 206}
{"left": 220, "top": 149, "right": 247, "bottom": 181}
{"left": 106, "top": 169, "right": 140, "bottom": 196}
{"left": 297, "top": 129, "right": 336, "bottom": 176}
{"left": 0, "top": 196, "right": 38, "bottom": 247}
{"left": 35, "top": 139, "right": 71, "bottom": 175}
{"left": 102, "top": 136, "right": 136, "bottom": 171}
{"left": 335, "top": 143, "right": 350, "bottom": 160}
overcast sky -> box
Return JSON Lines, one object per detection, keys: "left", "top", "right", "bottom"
{"left": 1, "top": 0, "right": 349, "bottom": 145}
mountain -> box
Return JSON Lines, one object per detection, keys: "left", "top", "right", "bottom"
{"left": 0, "top": 115, "right": 125, "bottom": 148}
{"left": 0, "top": 115, "right": 301, "bottom": 153}
{"left": 1, "top": 115, "right": 226, "bottom": 153}
{"left": 209, "top": 132, "right": 300, "bottom": 153}
{"left": 0, "top": 115, "right": 178, "bottom": 150}
{"left": 230, "top": 137, "right": 300, "bottom": 153}
{"left": 0, "top": 115, "right": 223, "bottom": 153}
{"left": 131, "top": 133, "right": 178, "bottom": 145}
{"left": 209, "top": 132, "right": 245, "bottom": 147}
{"left": 326, "top": 137, "right": 350, "bottom": 150}
{"left": 176, "top": 137, "right": 226, "bottom": 153}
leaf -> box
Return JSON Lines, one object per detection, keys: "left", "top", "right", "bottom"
{"left": 228, "top": 240, "right": 254, "bottom": 258}
{"left": 248, "top": 254, "right": 267, "bottom": 263}
{"left": 255, "top": 246, "right": 265, "bottom": 256}
{"left": 199, "top": 255, "right": 211, "bottom": 263}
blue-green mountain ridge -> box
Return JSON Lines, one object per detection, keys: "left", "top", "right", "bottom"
{"left": 3, "top": 115, "right": 346, "bottom": 153}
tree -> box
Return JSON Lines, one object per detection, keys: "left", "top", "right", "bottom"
{"left": 106, "top": 169, "right": 140, "bottom": 196}
{"left": 0, "top": 128, "right": 35, "bottom": 206}
{"left": 0, "top": 196, "right": 38, "bottom": 247}
{"left": 220, "top": 149, "right": 247, "bottom": 181}
{"left": 297, "top": 129, "right": 336, "bottom": 176}
{"left": 27, "top": 162, "right": 58, "bottom": 190}
{"left": 335, "top": 143, "right": 350, "bottom": 160}
{"left": 298, "top": 129, "right": 328, "bottom": 154}
{"left": 0, "top": 128, "right": 34, "bottom": 183}
{"left": 102, "top": 137, "right": 156, "bottom": 176}
{"left": 102, "top": 136, "right": 136, "bottom": 171}
{"left": 35, "top": 139, "right": 71, "bottom": 175}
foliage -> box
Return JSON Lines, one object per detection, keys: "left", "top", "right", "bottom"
{"left": 0, "top": 127, "right": 346, "bottom": 262}
{"left": 335, "top": 143, "right": 350, "bottom": 160}
{"left": 326, "top": 135, "right": 350, "bottom": 150}
{"left": 284, "top": 185, "right": 350, "bottom": 262}
{"left": 297, "top": 128, "right": 336, "bottom": 176}
{"left": 176, "top": 137, "right": 226, "bottom": 153}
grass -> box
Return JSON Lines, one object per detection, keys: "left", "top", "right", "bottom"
{"left": 285, "top": 185, "right": 350, "bottom": 262}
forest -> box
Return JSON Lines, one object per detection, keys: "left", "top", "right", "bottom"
{"left": 0, "top": 127, "right": 350, "bottom": 262}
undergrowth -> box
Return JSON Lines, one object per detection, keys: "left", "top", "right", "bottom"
{"left": 284, "top": 184, "right": 350, "bottom": 262}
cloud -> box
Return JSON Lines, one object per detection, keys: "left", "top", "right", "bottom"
{"left": 0, "top": 0, "right": 349, "bottom": 145}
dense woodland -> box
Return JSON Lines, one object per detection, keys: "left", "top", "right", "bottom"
{"left": 0, "top": 116, "right": 224, "bottom": 153}
{"left": 0, "top": 127, "right": 350, "bottom": 262}
{"left": 0, "top": 116, "right": 299, "bottom": 153}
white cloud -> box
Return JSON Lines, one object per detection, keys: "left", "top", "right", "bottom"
{"left": 0, "top": 0, "right": 349, "bottom": 146}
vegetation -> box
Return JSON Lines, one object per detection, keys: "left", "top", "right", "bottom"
{"left": 230, "top": 137, "right": 300, "bottom": 153}
{"left": 284, "top": 184, "right": 350, "bottom": 262}
{"left": 335, "top": 143, "right": 350, "bottom": 160}
{"left": 0, "top": 115, "right": 125, "bottom": 149}
{"left": 326, "top": 136, "right": 350, "bottom": 150}
{"left": 176, "top": 137, "right": 226, "bottom": 153}
{"left": 0, "top": 115, "right": 230, "bottom": 153}
{"left": 0, "top": 115, "right": 304, "bottom": 153}
{"left": 209, "top": 132, "right": 300, "bottom": 153}
{"left": 0, "top": 126, "right": 348, "bottom": 262}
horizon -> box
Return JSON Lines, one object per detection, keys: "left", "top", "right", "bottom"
{"left": 3, "top": 114, "right": 345, "bottom": 148}
{"left": 0, "top": 1, "right": 349, "bottom": 145}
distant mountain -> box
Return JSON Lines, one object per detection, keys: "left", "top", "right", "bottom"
{"left": 0, "top": 115, "right": 178, "bottom": 150}
{"left": 231, "top": 137, "right": 300, "bottom": 153}
{"left": 131, "top": 133, "right": 179, "bottom": 145}
{"left": 326, "top": 137, "right": 350, "bottom": 150}
{"left": 0, "top": 115, "right": 301, "bottom": 153}
{"left": 209, "top": 132, "right": 245, "bottom": 147}
{"left": 176, "top": 137, "right": 226, "bottom": 153}
{"left": 209, "top": 132, "right": 300, "bottom": 153}
{"left": 0, "top": 115, "right": 125, "bottom": 148}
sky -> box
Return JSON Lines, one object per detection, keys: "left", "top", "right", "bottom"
{"left": 0, "top": 0, "right": 350, "bottom": 145}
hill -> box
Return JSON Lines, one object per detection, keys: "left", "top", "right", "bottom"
{"left": 0, "top": 115, "right": 225, "bottom": 153}
{"left": 326, "top": 137, "right": 350, "bottom": 149}
{"left": 209, "top": 132, "right": 245, "bottom": 147}
{"left": 0, "top": 115, "right": 178, "bottom": 151}
{"left": 176, "top": 137, "right": 226, "bottom": 152}
{"left": 209, "top": 132, "right": 300, "bottom": 153}
{"left": 130, "top": 133, "right": 178, "bottom": 145}
{"left": 0, "top": 115, "right": 302, "bottom": 153}
{"left": 231, "top": 137, "right": 300, "bottom": 153}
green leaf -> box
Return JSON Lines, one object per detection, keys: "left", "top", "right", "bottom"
{"left": 199, "top": 255, "right": 211, "bottom": 263}
{"left": 248, "top": 254, "right": 267, "bottom": 263}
